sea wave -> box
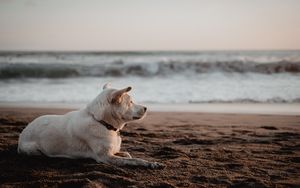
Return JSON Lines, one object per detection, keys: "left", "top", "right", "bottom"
{"left": 189, "top": 97, "right": 300, "bottom": 104}
{"left": 0, "top": 60, "right": 300, "bottom": 79}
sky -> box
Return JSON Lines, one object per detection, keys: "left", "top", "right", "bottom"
{"left": 0, "top": 0, "right": 299, "bottom": 51}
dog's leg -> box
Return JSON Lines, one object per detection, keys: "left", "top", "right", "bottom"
{"left": 115, "top": 152, "right": 132, "bottom": 158}
{"left": 88, "top": 139, "right": 163, "bottom": 168}
{"left": 98, "top": 154, "right": 163, "bottom": 169}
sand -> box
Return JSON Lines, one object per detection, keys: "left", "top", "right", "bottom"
{"left": 0, "top": 107, "right": 299, "bottom": 187}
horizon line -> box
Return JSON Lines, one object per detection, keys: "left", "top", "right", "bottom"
{"left": 0, "top": 49, "right": 300, "bottom": 53}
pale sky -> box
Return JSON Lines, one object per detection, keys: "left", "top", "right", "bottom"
{"left": 0, "top": 0, "right": 299, "bottom": 51}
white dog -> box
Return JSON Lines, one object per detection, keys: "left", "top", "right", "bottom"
{"left": 18, "top": 83, "right": 162, "bottom": 168}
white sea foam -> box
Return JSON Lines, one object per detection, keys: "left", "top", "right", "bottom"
{"left": 0, "top": 73, "right": 299, "bottom": 104}
{"left": 0, "top": 51, "right": 300, "bottom": 104}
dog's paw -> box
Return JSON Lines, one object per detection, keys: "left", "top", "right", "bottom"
{"left": 115, "top": 152, "right": 132, "bottom": 158}
{"left": 149, "top": 162, "right": 165, "bottom": 169}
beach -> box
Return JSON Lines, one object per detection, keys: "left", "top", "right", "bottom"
{"left": 0, "top": 106, "right": 299, "bottom": 187}
{"left": 1, "top": 0, "right": 300, "bottom": 187}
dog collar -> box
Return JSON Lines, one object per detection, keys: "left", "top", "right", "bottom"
{"left": 98, "top": 119, "right": 118, "bottom": 132}
{"left": 90, "top": 114, "right": 127, "bottom": 132}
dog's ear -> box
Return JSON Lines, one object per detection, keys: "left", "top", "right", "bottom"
{"left": 103, "top": 83, "right": 111, "bottom": 90}
{"left": 111, "top": 86, "right": 132, "bottom": 104}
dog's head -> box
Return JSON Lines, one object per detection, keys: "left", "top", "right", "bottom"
{"left": 87, "top": 83, "right": 147, "bottom": 128}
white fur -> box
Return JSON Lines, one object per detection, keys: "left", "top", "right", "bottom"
{"left": 18, "top": 84, "right": 162, "bottom": 168}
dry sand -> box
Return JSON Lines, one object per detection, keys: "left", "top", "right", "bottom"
{"left": 0, "top": 107, "right": 299, "bottom": 187}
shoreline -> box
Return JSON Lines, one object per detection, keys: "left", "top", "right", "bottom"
{"left": 1, "top": 102, "right": 300, "bottom": 115}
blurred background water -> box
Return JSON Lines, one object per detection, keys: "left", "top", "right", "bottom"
{"left": 0, "top": 50, "right": 300, "bottom": 104}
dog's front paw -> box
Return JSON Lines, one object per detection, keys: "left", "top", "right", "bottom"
{"left": 149, "top": 162, "right": 165, "bottom": 169}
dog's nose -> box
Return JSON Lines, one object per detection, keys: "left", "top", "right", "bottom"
{"left": 144, "top": 107, "right": 147, "bottom": 112}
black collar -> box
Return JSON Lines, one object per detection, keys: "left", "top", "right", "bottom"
{"left": 90, "top": 114, "right": 127, "bottom": 132}
{"left": 97, "top": 119, "right": 118, "bottom": 132}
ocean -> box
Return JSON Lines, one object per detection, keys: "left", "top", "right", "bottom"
{"left": 0, "top": 50, "right": 300, "bottom": 104}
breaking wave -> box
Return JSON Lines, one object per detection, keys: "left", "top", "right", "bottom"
{"left": 1, "top": 60, "right": 300, "bottom": 79}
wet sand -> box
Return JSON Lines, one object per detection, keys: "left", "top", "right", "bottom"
{"left": 0, "top": 107, "right": 299, "bottom": 187}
